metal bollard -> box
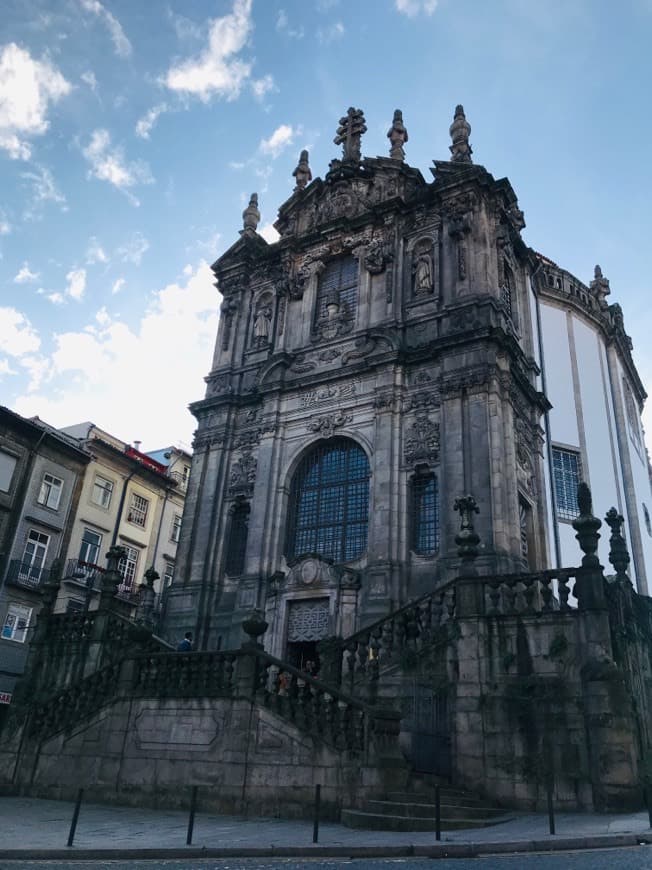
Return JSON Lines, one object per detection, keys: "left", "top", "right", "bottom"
{"left": 67, "top": 788, "right": 84, "bottom": 848}
{"left": 312, "top": 783, "right": 321, "bottom": 844}
{"left": 646, "top": 787, "right": 652, "bottom": 829}
{"left": 186, "top": 785, "right": 198, "bottom": 845}
{"left": 547, "top": 780, "right": 555, "bottom": 836}
{"left": 435, "top": 784, "right": 441, "bottom": 842}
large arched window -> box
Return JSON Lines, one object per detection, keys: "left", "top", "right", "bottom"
{"left": 287, "top": 438, "right": 370, "bottom": 563}
{"left": 314, "top": 256, "right": 358, "bottom": 325}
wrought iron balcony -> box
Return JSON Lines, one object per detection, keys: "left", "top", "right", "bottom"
{"left": 5, "top": 559, "right": 50, "bottom": 590}
{"left": 63, "top": 558, "right": 105, "bottom": 589}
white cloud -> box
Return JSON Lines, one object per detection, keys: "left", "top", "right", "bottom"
{"left": 111, "top": 277, "right": 125, "bottom": 294}
{"left": 0, "top": 43, "right": 71, "bottom": 160}
{"left": 0, "top": 359, "right": 16, "bottom": 377}
{"left": 164, "top": 0, "right": 255, "bottom": 102}
{"left": 13, "top": 263, "right": 219, "bottom": 448}
{"left": 117, "top": 231, "right": 149, "bottom": 264}
{"left": 0, "top": 211, "right": 10, "bottom": 235}
{"left": 45, "top": 291, "right": 65, "bottom": 305}
{"left": 81, "top": 70, "right": 98, "bottom": 91}
{"left": 394, "top": 0, "right": 438, "bottom": 16}
{"left": 79, "top": 0, "right": 132, "bottom": 57}
{"left": 259, "top": 124, "right": 295, "bottom": 158}
{"left": 82, "top": 129, "right": 153, "bottom": 204}
{"left": 0, "top": 307, "right": 41, "bottom": 357}
{"left": 86, "top": 236, "right": 108, "bottom": 264}
{"left": 251, "top": 74, "right": 275, "bottom": 101}
{"left": 276, "top": 10, "right": 304, "bottom": 39}
{"left": 21, "top": 164, "right": 67, "bottom": 219}
{"left": 65, "top": 268, "right": 87, "bottom": 300}
{"left": 259, "top": 222, "right": 280, "bottom": 244}
{"left": 317, "top": 21, "right": 345, "bottom": 43}
{"left": 14, "top": 262, "right": 39, "bottom": 283}
{"left": 135, "top": 103, "right": 168, "bottom": 139}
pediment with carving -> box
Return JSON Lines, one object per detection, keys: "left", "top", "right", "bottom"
{"left": 284, "top": 555, "right": 359, "bottom": 591}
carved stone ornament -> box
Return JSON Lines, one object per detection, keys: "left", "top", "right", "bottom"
{"left": 412, "top": 238, "right": 435, "bottom": 295}
{"left": 387, "top": 108, "right": 408, "bottom": 161}
{"left": 229, "top": 449, "right": 257, "bottom": 496}
{"left": 364, "top": 237, "right": 388, "bottom": 275}
{"left": 334, "top": 106, "right": 367, "bottom": 164}
{"left": 192, "top": 428, "right": 226, "bottom": 452}
{"left": 405, "top": 390, "right": 441, "bottom": 412}
{"left": 285, "top": 555, "right": 360, "bottom": 591}
{"left": 404, "top": 412, "right": 440, "bottom": 465}
{"left": 205, "top": 373, "right": 232, "bottom": 398}
{"left": 307, "top": 409, "right": 353, "bottom": 438}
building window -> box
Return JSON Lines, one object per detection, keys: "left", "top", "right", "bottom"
{"left": 170, "top": 513, "right": 182, "bottom": 544}
{"left": 643, "top": 503, "right": 652, "bottom": 538}
{"left": 0, "top": 450, "right": 17, "bottom": 493}
{"left": 66, "top": 599, "right": 84, "bottom": 614}
{"left": 225, "top": 501, "right": 250, "bottom": 575}
{"left": 287, "top": 437, "right": 370, "bottom": 563}
{"left": 411, "top": 470, "right": 439, "bottom": 556}
{"left": 314, "top": 256, "right": 358, "bottom": 325}
{"left": 79, "top": 528, "right": 102, "bottom": 567}
{"left": 118, "top": 545, "right": 139, "bottom": 591}
{"left": 91, "top": 475, "right": 114, "bottom": 508}
{"left": 623, "top": 380, "right": 642, "bottom": 448}
{"left": 37, "top": 472, "right": 63, "bottom": 510}
{"left": 552, "top": 447, "right": 582, "bottom": 521}
{"left": 501, "top": 260, "right": 514, "bottom": 317}
{"left": 2, "top": 604, "right": 32, "bottom": 643}
{"left": 163, "top": 562, "right": 174, "bottom": 587}
{"left": 127, "top": 493, "right": 149, "bottom": 528}
{"left": 20, "top": 529, "right": 50, "bottom": 583}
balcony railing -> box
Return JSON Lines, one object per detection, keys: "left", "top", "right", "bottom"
{"left": 5, "top": 559, "right": 51, "bottom": 589}
{"left": 63, "top": 558, "right": 106, "bottom": 589}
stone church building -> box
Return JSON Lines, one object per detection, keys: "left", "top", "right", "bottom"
{"left": 164, "top": 104, "right": 651, "bottom": 661}
{"left": 3, "top": 107, "right": 651, "bottom": 821}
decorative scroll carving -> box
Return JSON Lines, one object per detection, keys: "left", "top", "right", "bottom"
{"left": 205, "top": 373, "right": 232, "bottom": 398}
{"left": 307, "top": 409, "right": 353, "bottom": 438}
{"left": 364, "top": 237, "right": 388, "bottom": 275}
{"left": 192, "top": 428, "right": 226, "bottom": 452}
{"left": 229, "top": 450, "right": 257, "bottom": 496}
{"left": 405, "top": 390, "right": 441, "bottom": 411}
{"left": 404, "top": 412, "right": 440, "bottom": 465}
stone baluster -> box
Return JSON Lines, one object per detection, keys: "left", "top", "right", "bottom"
{"left": 488, "top": 578, "right": 502, "bottom": 614}
{"left": 522, "top": 575, "right": 536, "bottom": 613}
{"left": 558, "top": 574, "right": 571, "bottom": 610}
{"left": 604, "top": 508, "right": 631, "bottom": 584}
{"left": 572, "top": 483, "right": 607, "bottom": 611}
{"left": 540, "top": 574, "right": 554, "bottom": 611}
{"left": 137, "top": 567, "right": 158, "bottom": 630}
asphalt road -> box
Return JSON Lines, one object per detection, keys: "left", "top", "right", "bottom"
{"left": 2, "top": 849, "right": 652, "bottom": 869}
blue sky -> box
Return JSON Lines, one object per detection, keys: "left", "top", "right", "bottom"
{"left": 2, "top": 0, "right": 652, "bottom": 450}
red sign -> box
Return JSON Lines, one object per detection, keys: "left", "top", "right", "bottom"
{"left": 0, "top": 692, "right": 12, "bottom": 705}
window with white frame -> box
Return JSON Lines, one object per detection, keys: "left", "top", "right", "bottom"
{"left": 91, "top": 474, "right": 114, "bottom": 508}
{"left": 37, "top": 472, "right": 63, "bottom": 510}
{"left": 79, "top": 528, "right": 102, "bottom": 567}
{"left": 552, "top": 447, "right": 582, "bottom": 521}
{"left": 0, "top": 450, "right": 17, "bottom": 492}
{"left": 170, "top": 513, "right": 182, "bottom": 544}
{"left": 118, "top": 545, "right": 139, "bottom": 591}
{"left": 163, "top": 562, "right": 174, "bottom": 587}
{"left": 2, "top": 604, "right": 33, "bottom": 643}
{"left": 127, "top": 493, "right": 149, "bottom": 528}
{"left": 20, "top": 529, "right": 50, "bottom": 583}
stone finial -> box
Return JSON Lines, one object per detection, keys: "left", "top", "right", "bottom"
{"left": 101, "top": 545, "right": 125, "bottom": 598}
{"left": 572, "top": 482, "right": 602, "bottom": 570}
{"left": 334, "top": 107, "right": 367, "bottom": 164}
{"left": 292, "top": 149, "right": 312, "bottom": 191}
{"left": 387, "top": 109, "right": 408, "bottom": 161}
{"left": 242, "top": 609, "right": 268, "bottom": 646}
{"left": 454, "top": 494, "right": 480, "bottom": 573}
{"left": 590, "top": 264, "right": 611, "bottom": 308}
{"left": 242, "top": 193, "right": 260, "bottom": 234}
{"left": 449, "top": 104, "right": 473, "bottom": 164}
{"left": 138, "top": 567, "right": 159, "bottom": 628}
{"left": 605, "top": 507, "right": 631, "bottom": 583}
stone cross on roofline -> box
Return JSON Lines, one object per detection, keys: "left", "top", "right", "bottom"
{"left": 334, "top": 107, "right": 367, "bottom": 164}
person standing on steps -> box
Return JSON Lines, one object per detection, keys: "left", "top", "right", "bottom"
{"left": 177, "top": 631, "right": 193, "bottom": 652}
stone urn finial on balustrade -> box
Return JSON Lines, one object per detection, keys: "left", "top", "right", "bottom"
{"left": 100, "top": 545, "right": 125, "bottom": 606}
{"left": 572, "top": 483, "right": 606, "bottom": 610}
{"left": 242, "top": 609, "right": 268, "bottom": 647}
{"left": 605, "top": 507, "right": 631, "bottom": 584}
{"left": 454, "top": 494, "right": 480, "bottom": 577}
{"left": 138, "top": 566, "right": 159, "bottom": 629}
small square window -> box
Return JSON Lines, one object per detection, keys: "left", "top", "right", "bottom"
{"left": 552, "top": 447, "right": 582, "bottom": 521}
{"left": 37, "top": 473, "right": 63, "bottom": 510}
{"left": 170, "top": 513, "right": 182, "bottom": 544}
{"left": 2, "top": 604, "right": 32, "bottom": 643}
{"left": 91, "top": 475, "right": 114, "bottom": 509}
{"left": 127, "top": 493, "right": 149, "bottom": 528}
{"left": 0, "top": 450, "right": 17, "bottom": 493}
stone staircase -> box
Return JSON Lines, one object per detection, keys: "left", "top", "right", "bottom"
{"left": 341, "top": 776, "right": 514, "bottom": 831}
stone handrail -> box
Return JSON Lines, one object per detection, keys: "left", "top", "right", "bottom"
{"left": 324, "top": 581, "right": 457, "bottom": 700}
{"left": 481, "top": 567, "right": 580, "bottom": 616}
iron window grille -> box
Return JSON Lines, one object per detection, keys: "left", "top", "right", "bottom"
{"left": 287, "top": 437, "right": 370, "bottom": 563}
{"left": 314, "top": 256, "right": 358, "bottom": 325}
{"left": 552, "top": 447, "right": 582, "bottom": 521}
{"left": 127, "top": 493, "right": 149, "bottom": 527}
{"left": 37, "top": 473, "right": 63, "bottom": 510}
{"left": 225, "top": 501, "right": 250, "bottom": 575}
{"left": 411, "top": 470, "right": 440, "bottom": 555}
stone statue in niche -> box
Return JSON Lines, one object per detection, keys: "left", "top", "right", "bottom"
{"left": 412, "top": 240, "right": 434, "bottom": 295}
{"left": 252, "top": 294, "right": 273, "bottom": 347}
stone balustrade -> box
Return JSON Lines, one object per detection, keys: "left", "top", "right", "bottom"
{"left": 482, "top": 567, "right": 579, "bottom": 616}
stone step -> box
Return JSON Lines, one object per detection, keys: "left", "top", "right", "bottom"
{"left": 366, "top": 799, "right": 507, "bottom": 820}
{"left": 385, "top": 791, "right": 491, "bottom": 808}
{"left": 340, "top": 808, "right": 515, "bottom": 832}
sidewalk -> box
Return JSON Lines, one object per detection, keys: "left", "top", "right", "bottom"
{"left": 1, "top": 796, "right": 651, "bottom": 860}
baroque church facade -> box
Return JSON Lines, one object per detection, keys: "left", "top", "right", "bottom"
{"left": 163, "top": 105, "right": 651, "bottom": 664}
